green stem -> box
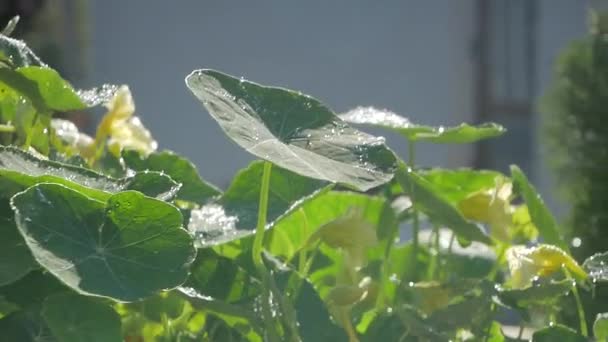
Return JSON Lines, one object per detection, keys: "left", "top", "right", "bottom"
{"left": 442, "top": 232, "right": 456, "bottom": 281}
{"left": 408, "top": 141, "right": 419, "bottom": 281}
{"left": 0, "top": 124, "right": 15, "bottom": 133}
{"left": 23, "top": 113, "right": 39, "bottom": 149}
{"left": 427, "top": 225, "right": 440, "bottom": 280}
{"left": 482, "top": 303, "right": 496, "bottom": 342}
{"left": 378, "top": 211, "right": 400, "bottom": 306}
{"left": 291, "top": 241, "right": 321, "bottom": 300}
{"left": 250, "top": 161, "right": 280, "bottom": 342}
{"left": 563, "top": 267, "right": 588, "bottom": 337}
{"left": 252, "top": 161, "right": 273, "bottom": 267}
{"left": 487, "top": 243, "right": 507, "bottom": 281}
{"left": 517, "top": 324, "right": 524, "bottom": 340}
{"left": 447, "top": 232, "right": 455, "bottom": 253}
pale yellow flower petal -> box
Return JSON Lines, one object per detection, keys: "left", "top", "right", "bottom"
{"left": 107, "top": 116, "right": 157, "bottom": 156}
{"left": 506, "top": 244, "right": 587, "bottom": 289}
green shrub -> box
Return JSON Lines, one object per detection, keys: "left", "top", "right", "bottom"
{"left": 541, "top": 10, "right": 608, "bottom": 333}
{"left": 541, "top": 11, "right": 608, "bottom": 262}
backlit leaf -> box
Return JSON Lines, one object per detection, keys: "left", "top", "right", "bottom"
{"left": 420, "top": 168, "right": 503, "bottom": 205}
{"left": 0, "top": 146, "right": 179, "bottom": 201}
{"left": 186, "top": 69, "right": 397, "bottom": 191}
{"left": 340, "top": 106, "right": 505, "bottom": 143}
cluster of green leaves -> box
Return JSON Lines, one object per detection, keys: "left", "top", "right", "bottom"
{"left": 0, "top": 17, "right": 606, "bottom": 341}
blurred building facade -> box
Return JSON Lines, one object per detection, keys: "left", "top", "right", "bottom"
{"left": 85, "top": 1, "right": 585, "bottom": 211}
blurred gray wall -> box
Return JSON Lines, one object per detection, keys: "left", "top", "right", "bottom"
{"left": 89, "top": 0, "right": 586, "bottom": 205}
{"left": 89, "top": 1, "right": 476, "bottom": 187}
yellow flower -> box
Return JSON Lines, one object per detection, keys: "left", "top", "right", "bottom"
{"left": 506, "top": 244, "right": 587, "bottom": 289}
{"left": 458, "top": 179, "right": 513, "bottom": 242}
{"left": 107, "top": 116, "right": 157, "bottom": 156}
{"left": 95, "top": 86, "right": 157, "bottom": 156}
{"left": 307, "top": 207, "right": 377, "bottom": 269}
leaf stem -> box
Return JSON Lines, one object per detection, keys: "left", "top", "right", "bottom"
{"left": 0, "top": 124, "right": 15, "bottom": 133}
{"left": 563, "top": 267, "right": 588, "bottom": 337}
{"left": 251, "top": 161, "right": 280, "bottom": 341}
{"left": 517, "top": 324, "right": 524, "bottom": 340}
{"left": 443, "top": 232, "right": 456, "bottom": 281}
{"left": 427, "top": 225, "right": 440, "bottom": 280}
{"left": 487, "top": 243, "right": 507, "bottom": 281}
{"left": 252, "top": 161, "right": 273, "bottom": 267}
{"left": 23, "top": 112, "right": 39, "bottom": 149}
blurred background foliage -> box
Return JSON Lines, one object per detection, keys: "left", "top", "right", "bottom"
{"left": 541, "top": 8, "right": 608, "bottom": 331}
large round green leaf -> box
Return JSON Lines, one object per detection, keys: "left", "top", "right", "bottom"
{"left": 185, "top": 69, "right": 397, "bottom": 191}
{"left": 0, "top": 310, "right": 55, "bottom": 342}
{"left": 0, "top": 214, "right": 35, "bottom": 286}
{"left": 340, "top": 106, "right": 505, "bottom": 143}
{"left": 0, "top": 271, "right": 66, "bottom": 309}
{"left": 42, "top": 293, "right": 122, "bottom": 342}
{"left": 11, "top": 183, "right": 196, "bottom": 302}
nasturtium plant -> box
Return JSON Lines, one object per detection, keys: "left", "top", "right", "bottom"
{"left": 0, "top": 18, "right": 604, "bottom": 341}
